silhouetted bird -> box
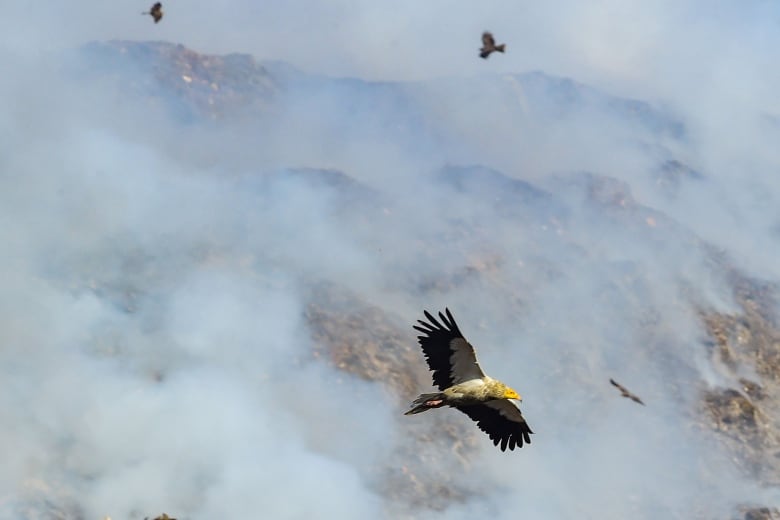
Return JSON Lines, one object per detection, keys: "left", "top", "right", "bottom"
{"left": 610, "top": 378, "right": 645, "bottom": 405}
{"left": 142, "top": 2, "right": 163, "bottom": 23}
{"left": 480, "top": 32, "right": 506, "bottom": 59}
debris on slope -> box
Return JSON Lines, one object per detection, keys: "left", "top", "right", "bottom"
{"left": 700, "top": 274, "right": 780, "bottom": 485}
{"left": 78, "top": 40, "right": 278, "bottom": 122}
{"left": 737, "top": 505, "right": 780, "bottom": 520}
{"left": 702, "top": 387, "right": 777, "bottom": 478}
{"left": 304, "top": 282, "right": 424, "bottom": 399}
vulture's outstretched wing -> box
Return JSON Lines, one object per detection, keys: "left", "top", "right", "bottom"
{"left": 610, "top": 378, "right": 645, "bottom": 405}
{"left": 413, "top": 308, "right": 486, "bottom": 390}
{"left": 610, "top": 378, "right": 627, "bottom": 393}
{"left": 457, "top": 400, "right": 533, "bottom": 451}
{"left": 482, "top": 32, "right": 495, "bottom": 48}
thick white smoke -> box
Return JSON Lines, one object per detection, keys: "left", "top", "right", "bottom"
{"left": 2, "top": 1, "right": 780, "bottom": 518}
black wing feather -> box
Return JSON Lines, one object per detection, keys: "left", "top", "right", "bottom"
{"left": 455, "top": 403, "right": 533, "bottom": 452}
{"left": 610, "top": 378, "right": 645, "bottom": 404}
{"left": 412, "top": 307, "right": 465, "bottom": 390}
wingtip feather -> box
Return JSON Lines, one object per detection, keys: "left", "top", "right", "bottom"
{"left": 424, "top": 310, "right": 444, "bottom": 329}
{"left": 438, "top": 310, "right": 449, "bottom": 327}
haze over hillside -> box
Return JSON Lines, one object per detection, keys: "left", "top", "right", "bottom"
{"left": 2, "top": 2, "right": 780, "bottom": 519}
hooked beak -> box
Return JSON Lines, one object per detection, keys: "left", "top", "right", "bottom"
{"left": 504, "top": 388, "right": 522, "bottom": 401}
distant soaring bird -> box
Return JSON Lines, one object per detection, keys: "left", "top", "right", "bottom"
{"left": 142, "top": 2, "right": 163, "bottom": 23}
{"left": 610, "top": 378, "right": 645, "bottom": 405}
{"left": 479, "top": 31, "right": 506, "bottom": 59}
{"left": 405, "top": 309, "right": 533, "bottom": 451}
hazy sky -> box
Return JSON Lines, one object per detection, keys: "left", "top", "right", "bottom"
{"left": 2, "top": 1, "right": 780, "bottom": 519}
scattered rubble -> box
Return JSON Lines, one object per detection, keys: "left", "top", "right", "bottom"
{"left": 737, "top": 505, "right": 780, "bottom": 520}
{"left": 78, "top": 41, "right": 278, "bottom": 122}
{"left": 700, "top": 274, "right": 780, "bottom": 486}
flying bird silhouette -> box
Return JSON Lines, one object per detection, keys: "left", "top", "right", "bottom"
{"left": 405, "top": 308, "right": 533, "bottom": 452}
{"left": 610, "top": 378, "right": 645, "bottom": 405}
{"left": 480, "top": 32, "right": 506, "bottom": 59}
{"left": 142, "top": 2, "right": 163, "bottom": 23}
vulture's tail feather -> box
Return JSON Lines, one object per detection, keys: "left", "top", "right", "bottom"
{"left": 404, "top": 393, "right": 446, "bottom": 415}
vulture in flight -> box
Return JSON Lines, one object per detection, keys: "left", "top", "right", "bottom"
{"left": 610, "top": 378, "right": 645, "bottom": 405}
{"left": 143, "top": 2, "right": 163, "bottom": 23}
{"left": 405, "top": 308, "right": 533, "bottom": 452}
{"left": 480, "top": 31, "right": 506, "bottom": 59}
